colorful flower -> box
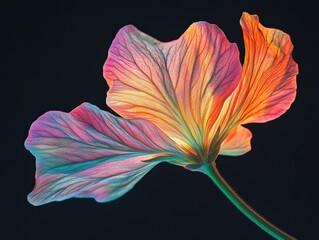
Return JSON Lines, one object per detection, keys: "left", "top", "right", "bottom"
{"left": 25, "top": 12, "right": 298, "bottom": 239}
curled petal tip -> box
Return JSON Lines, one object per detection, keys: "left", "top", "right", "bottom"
{"left": 241, "top": 12, "right": 259, "bottom": 21}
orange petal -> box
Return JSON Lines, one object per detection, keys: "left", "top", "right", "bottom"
{"left": 212, "top": 13, "right": 298, "bottom": 156}
{"left": 227, "top": 12, "right": 298, "bottom": 125}
{"left": 103, "top": 23, "right": 241, "bottom": 153}
{"left": 219, "top": 125, "right": 252, "bottom": 156}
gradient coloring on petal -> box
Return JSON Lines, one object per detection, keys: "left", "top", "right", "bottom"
{"left": 219, "top": 125, "right": 252, "bottom": 156}
{"left": 103, "top": 22, "right": 241, "bottom": 158}
{"left": 216, "top": 12, "right": 298, "bottom": 153}
{"left": 224, "top": 13, "right": 297, "bottom": 125}
{"left": 25, "top": 103, "right": 179, "bottom": 206}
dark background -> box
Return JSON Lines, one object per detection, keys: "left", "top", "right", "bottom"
{"left": 3, "top": 0, "right": 318, "bottom": 239}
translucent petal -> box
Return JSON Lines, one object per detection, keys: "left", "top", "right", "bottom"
{"left": 103, "top": 22, "right": 241, "bottom": 154}
{"left": 220, "top": 12, "right": 298, "bottom": 128}
{"left": 25, "top": 103, "right": 179, "bottom": 206}
{"left": 220, "top": 126, "right": 252, "bottom": 156}
{"left": 213, "top": 12, "right": 298, "bottom": 155}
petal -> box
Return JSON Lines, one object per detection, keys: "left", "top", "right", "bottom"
{"left": 219, "top": 126, "right": 252, "bottom": 156}
{"left": 25, "top": 103, "right": 179, "bottom": 206}
{"left": 103, "top": 23, "right": 241, "bottom": 154}
{"left": 220, "top": 12, "right": 298, "bottom": 128}
{"left": 211, "top": 13, "right": 298, "bottom": 155}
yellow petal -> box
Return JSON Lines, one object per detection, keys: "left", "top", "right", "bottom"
{"left": 103, "top": 23, "right": 241, "bottom": 155}
{"left": 219, "top": 125, "right": 252, "bottom": 156}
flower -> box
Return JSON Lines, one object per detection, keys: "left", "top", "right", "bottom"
{"left": 25, "top": 12, "right": 298, "bottom": 239}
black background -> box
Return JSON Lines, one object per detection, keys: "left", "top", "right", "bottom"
{"left": 3, "top": 0, "right": 319, "bottom": 239}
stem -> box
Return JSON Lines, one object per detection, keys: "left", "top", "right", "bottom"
{"left": 202, "top": 162, "right": 296, "bottom": 240}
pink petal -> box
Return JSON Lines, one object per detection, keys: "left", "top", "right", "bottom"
{"left": 25, "top": 103, "right": 179, "bottom": 206}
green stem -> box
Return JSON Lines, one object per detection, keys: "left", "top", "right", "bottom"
{"left": 202, "top": 162, "right": 296, "bottom": 240}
